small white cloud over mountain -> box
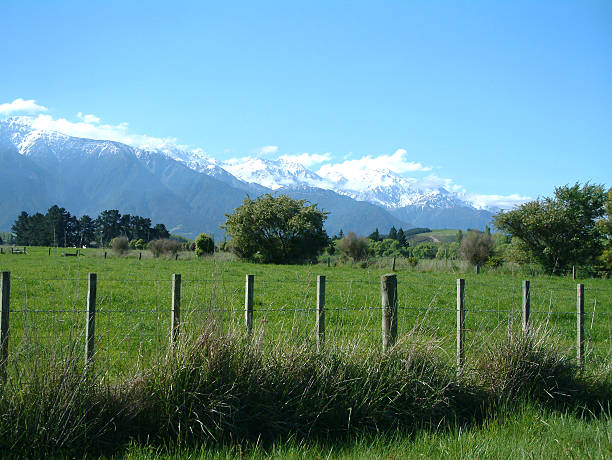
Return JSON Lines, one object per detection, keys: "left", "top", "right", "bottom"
{"left": 0, "top": 98, "right": 48, "bottom": 115}
{"left": 278, "top": 152, "right": 331, "bottom": 167}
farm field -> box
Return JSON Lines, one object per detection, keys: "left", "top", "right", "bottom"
{"left": 0, "top": 246, "right": 610, "bottom": 458}
{"left": 0, "top": 246, "right": 611, "bottom": 380}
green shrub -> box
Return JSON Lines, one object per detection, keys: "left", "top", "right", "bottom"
{"left": 194, "top": 233, "right": 214, "bottom": 257}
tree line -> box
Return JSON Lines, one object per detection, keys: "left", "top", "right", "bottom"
{"left": 11, "top": 206, "right": 170, "bottom": 247}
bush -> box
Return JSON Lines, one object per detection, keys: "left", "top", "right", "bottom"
{"left": 412, "top": 242, "right": 438, "bottom": 259}
{"left": 194, "top": 233, "right": 214, "bottom": 257}
{"left": 337, "top": 231, "right": 369, "bottom": 261}
{"left": 475, "top": 329, "right": 577, "bottom": 404}
{"left": 222, "top": 194, "right": 328, "bottom": 264}
{"left": 129, "top": 238, "right": 146, "bottom": 250}
{"left": 110, "top": 236, "right": 129, "bottom": 255}
{"left": 460, "top": 230, "right": 495, "bottom": 266}
{"left": 148, "top": 239, "right": 180, "bottom": 258}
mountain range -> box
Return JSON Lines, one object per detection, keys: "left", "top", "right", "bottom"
{"left": 0, "top": 116, "right": 495, "bottom": 239}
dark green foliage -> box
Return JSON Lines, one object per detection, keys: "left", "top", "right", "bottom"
{"left": 368, "top": 228, "right": 381, "bottom": 241}
{"left": 337, "top": 231, "right": 370, "bottom": 261}
{"left": 194, "top": 233, "right": 214, "bottom": 256}
{"left": 11, "top": 205, "right": 170, "bottom": 248}
{"left": 494, "top": 183, "right": 606, "bottom": 274}
{"left": 460, "top": 230, "right": 495, "bottom": 266}
{"left": 596, "top": 189, "right": 612, "bottom": 274}
{"left": 223, "top": 194, "right": 328, "bottom": 264}
{"left": 397, "top": 228, "right": 407, "bottom": 246}
{"left": 404, "top": 227, "right": 431, "bottom": 237}
{"left": 388, "top": 226, "right": 398, "bottom": 240}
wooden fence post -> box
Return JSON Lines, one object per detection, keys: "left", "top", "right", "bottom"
{"left": 316, "top": 275, "right": 325, "bottom": 350}
{"left": 48, "top": 248, "right": 51, "bottom": 256}
{"left": 245, "top": 274, "right": 254, "bottom": 333}
{"left": 522, "top": 280, "right": 530, "bottom": 332}
{"left": 577, "top": 284, "right": 584, "bottom": 367}
{"left": 392, "top": 256, "right": 396, "bottom": 271}
{"left": 572, "top": 266, "right": 576, "bottom": 280}
{"left": 139, "top": 252, "right": 142, "bottom": 260}
{"left": 381, "top": 274, "right": 398, "bottom": 352}
{"left": 104, "top": 252, "right": 107, "bottom": 259}
{"left": 171, "top": 274, "right": 181, "bottom": 347}
{"left": 457, "top": 279, "right": 465, "bottom": 372}
{"left": 0, "top": 272, "right": 10, "bottom": 383}
{"left": 85, "top": 273, "right": 97, "bottom": 371}
{"left": 475, "top": 264, "right": 480, "bottom": 274}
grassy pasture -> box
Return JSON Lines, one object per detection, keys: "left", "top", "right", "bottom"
{"left": 0, "top": 246, "right": 610, "bottom": 380}
{"left": 0, "top": 246, "right": 611, "bottom": 458}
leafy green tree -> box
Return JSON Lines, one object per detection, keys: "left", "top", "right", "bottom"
{"left": 194, "top": 233, "right": 214, "bottom": 256}
{"left": 596, "top": 188, "right": 612, "bottom": 273}
{"left": 494, "top": 183, "right": 606, "bottom": 274}
{"left": 222, "top": 194, "right": 328, "bottom": 264}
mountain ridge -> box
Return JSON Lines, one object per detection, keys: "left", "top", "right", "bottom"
{"left": 0, "top": 116, "right": 494, "bottom": 237}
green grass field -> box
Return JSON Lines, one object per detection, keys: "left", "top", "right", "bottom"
{"left": 1, "top": 246, "right": 610, "bottom": 378}
{"left": 0, "top": 246, "right": 610, "bottom": 458}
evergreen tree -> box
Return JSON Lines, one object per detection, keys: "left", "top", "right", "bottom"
{"left": 397, "top": 228, "right": 407, "bottom": 246}
{"left": 388, "top": 226, "right": 398, "bottom": 240}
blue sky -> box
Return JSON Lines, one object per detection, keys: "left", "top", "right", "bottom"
{"left": 1, "top": 0, "right": 610, "bottom": 207}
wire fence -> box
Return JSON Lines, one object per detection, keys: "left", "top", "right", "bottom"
{"left": 1, "top": 270, "right": 611, "bottom": 383}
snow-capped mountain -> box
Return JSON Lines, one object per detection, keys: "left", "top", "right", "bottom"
{"left": 0, "top": 117, "right": 416, "bottom": 236}
{"left": 221, "top": 157, "right": 332, "bottom": 190}
{"left": 3, "top": 116, "right": 479, "bottom": 215}
{"left": 221, "top": 156, "right": 470, "bottom": 211}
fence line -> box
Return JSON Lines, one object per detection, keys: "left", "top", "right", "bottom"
{"left": 0, "top": 271, "right": 609, "bottom": 381}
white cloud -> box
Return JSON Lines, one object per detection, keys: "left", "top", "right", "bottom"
{"left": 278, "top": 152, "right": 331, "bottom": 167}
{"left": 316, "top": 148, "right": 432, "bottom": 189}
{"left": 25, "top": 113, "right": 177, "bottom": 150}
{"left": 77, "top": 112, "right": 101, "bottom": 124}
{"left": 465, "top": 193, "right": 531, "bottom": 211}
{"left": 255, "top": 145, "right": 279, "bottom": 155}
{"left": 0, "top": 98, "right": 48, "bottom": 115}
{"left": 318, "top": 148, "right": 431, "bottom": 177}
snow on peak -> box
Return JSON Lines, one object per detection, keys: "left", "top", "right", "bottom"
{"left": 222, "top": 157, "right": 332, "bottom": 190}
